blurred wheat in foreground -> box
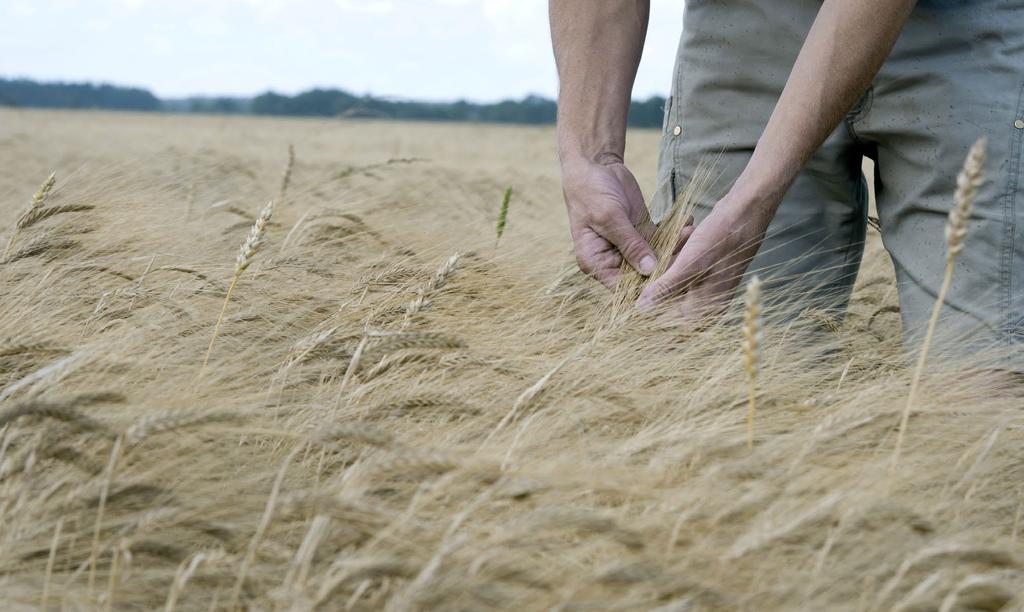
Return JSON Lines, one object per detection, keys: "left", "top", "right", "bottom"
{"left": 0, "top": 110, "right": 1021, "bottom": 611}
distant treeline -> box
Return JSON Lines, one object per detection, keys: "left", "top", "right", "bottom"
{"left": 0, "top": 78, "right": 667, "bottom": 128}
{"left": 0, "top": 78, "right": 160, "bottom": 111}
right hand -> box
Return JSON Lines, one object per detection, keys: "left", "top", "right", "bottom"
{"left": 560, "top": 155, "right": 658, "bottom": 289}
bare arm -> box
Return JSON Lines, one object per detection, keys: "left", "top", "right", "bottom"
{"left": 731, "top": 0, "right": 916, "bottom": 215}
{"left": 551, "top": 0, "right": 657, "bottom": 288}
{"left": 639, "top": 0, "right": 918, "bottom": 312}
{"left": 551, "top": 0, "right": 648, "bottom": 165}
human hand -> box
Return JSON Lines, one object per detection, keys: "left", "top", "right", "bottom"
{"left": 636, "top": 194, "right": 773, "bottom": 319}
{"left": 560, "top": 156, "right": 658, "bottom": 289}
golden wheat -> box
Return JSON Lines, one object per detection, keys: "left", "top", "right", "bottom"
{"left": 278, "top": 144, "right": 295, "bottom": 207}
{"left": 1, "top": 111, "right": 1020, "bottom": 611}
{"left": 611, "top": 161, "right": 715, "bottom": 320}
{"left": 742, "top": 274, "right": 763, "bottom": 448}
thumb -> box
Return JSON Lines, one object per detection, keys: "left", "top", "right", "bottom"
{"left": 602, "top": 213, "right": 658, "bottom": 277}
{"left": 636, "top": 243, "right": 706, "bottom": 309}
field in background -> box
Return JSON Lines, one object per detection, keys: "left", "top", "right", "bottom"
{"left": 0, "top": 109, "right": 1021, "bottom": 610}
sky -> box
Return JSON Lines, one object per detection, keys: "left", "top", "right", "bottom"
{"left": 0, "top": 0, "right": 685, "bottom": 102}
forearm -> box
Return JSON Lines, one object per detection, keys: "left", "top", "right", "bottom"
{"left": 730, "top": 0, "right": 916, "bottom": 212}
{"left": 550, "top": 0, "right": 649, "bottom": 164}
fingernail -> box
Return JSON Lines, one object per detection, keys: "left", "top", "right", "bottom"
{"left": 636, "top": 295, "right": 655, "bottom": 310}
{"left": 639, "top": 255, "right": 656, "bottom": 276}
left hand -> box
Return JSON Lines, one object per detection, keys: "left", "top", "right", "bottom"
{"left": 636, "top": 194, "right": 774, "bottom": 319}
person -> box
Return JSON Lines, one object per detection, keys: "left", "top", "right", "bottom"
{"left": 550, "top": 0, "right": 1024, "bottom": 369}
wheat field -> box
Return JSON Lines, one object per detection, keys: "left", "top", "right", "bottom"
{"left": 0, "top": 108, "right": 1022, "bottom": 611}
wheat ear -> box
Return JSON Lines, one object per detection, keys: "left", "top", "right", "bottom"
{"left": 742, "top": 275, "right": 763, "bottom": 449}
{"left": 278, "top": 144, "right": 295, "bottom": 206}
{"left": 495, "top": 186, "right": 512, "bottom": 250}
{"left": 201, "top": 200, "right": 274, "bottom": 375}
{"left": 5, "top": 172, "right": 56, "bottom": 258}
{"left": 892, "top": 137, "right": 986, "bottom": 474}
{"left": 403, "top": 252, "right": 461, "bottom": 326}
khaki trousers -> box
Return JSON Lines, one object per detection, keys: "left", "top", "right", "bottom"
{"left": 653, "top": 0, "right": 1024, "bottom": 368}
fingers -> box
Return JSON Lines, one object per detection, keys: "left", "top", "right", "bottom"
{"left": 574, "top": 228, "right": 623, "bottom": 290}
{"left": 598, "top": 211, "right": 657, "bottom": 276}
{"left": 632, "top": 207, "right": 658, "bottom": 244}
{"left": 592, "top": 164, "right": 656, "bottom": 275}
{"left": 609, "top": 164, "right": 658, "bottom": 240}
{"left": 563, "top": 160, "right": 659, "bottom": 285}
{"left": 672, "top": 284, "right": 732, "bottom": 322}
{"left": 591, "top": 267, "right": 621, "bottom": 290}
{"left": 635, "top": 241, "right": 709, "bottom": 309}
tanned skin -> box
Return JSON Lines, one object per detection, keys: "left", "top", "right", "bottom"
{"left": 550, "top": 0, "right": 917, "bottom": 317}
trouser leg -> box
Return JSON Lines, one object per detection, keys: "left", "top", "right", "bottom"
{"left": 855, "top": 0, "right": 1024, "bottom": 370}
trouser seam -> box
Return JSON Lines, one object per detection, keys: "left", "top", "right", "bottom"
{"left": 1003, "top": 81, "right": 1024, "bottom": 357}
{"left": 669, "top": 43, "right": 689, "bottom": 197}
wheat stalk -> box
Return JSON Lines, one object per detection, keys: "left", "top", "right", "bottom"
{"left": 611, "top": 161, "right": 715, "bottom": 320}
{"left": 40, "top": 518, "right": 63, "bottom": 610}
{"left": 126, "top": 410, "right": 240, "bottom": 445}
{"left": 5, "top": 172, "right": 56, "bottom": 258}
{"left": 0, "top": 399, "right": 110, "bottom": 433}
{"left": 1, "top": 235, "right": 77, "bottom": 265}
{"left": 0, "top": 353, "right": 84, "bottom": 403}
{"left": 495, "top": 186, "right": 512, "bottom": 250}
{"left": 892, "top": 137, "right": 986, "bottom": 475}
{"left": 278, "top": 144, "right": 295, "bottom": 207}
{"left": 165, "top": 550, "right": 225, "bottom": 612}
{"left": 742, "top": 275, "right": 763, "bottom": 449}
{"left": 403, "top": 252, "right": 461, "bottom": 326}
{"left": 88, "top": 434, "right": 124, "bottom": 595}
{"left": 200, "top": 200, "right": 274, "bottom": 375}
{"left": 17, "top": 204, "right": 94, "bottom": 231}
{"left": 228, "top": 447, "right": 298, "bottom": 610}
{"left": 310, "top": 423, "right": 395, "bottom": 448}
{"left": 0, "top": 340, "right": 65, "bottom": 358}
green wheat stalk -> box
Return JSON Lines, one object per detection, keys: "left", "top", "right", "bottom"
{"left": 495, "top": 186, "right": 512, "bottom": 250}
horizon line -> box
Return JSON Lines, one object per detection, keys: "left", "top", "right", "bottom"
{"left": 0, "top": 74, "right": 669, "bottom": 106}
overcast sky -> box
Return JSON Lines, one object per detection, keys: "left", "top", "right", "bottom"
{"left": 0, "top": 0, "right": 684, "bottom": 102}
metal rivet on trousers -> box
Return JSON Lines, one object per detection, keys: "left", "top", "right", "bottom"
{"left": 672, "top": 125, "right": 682, "bottom": 136}
{"left": 1015, "top": 119, "right": 1024, "bottom": 129}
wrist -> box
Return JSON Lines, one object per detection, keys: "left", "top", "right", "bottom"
{"left": 557, "top": 136, "right": 625, "bottom": 170}
{"left": 717, "top": 175, "right": 783, "bottom": 228}
{"left": 722, "top": 156, "right": 798, "bottom": 220}
{"left": 556, "top": 107, "right": 627, "bottom": 168}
